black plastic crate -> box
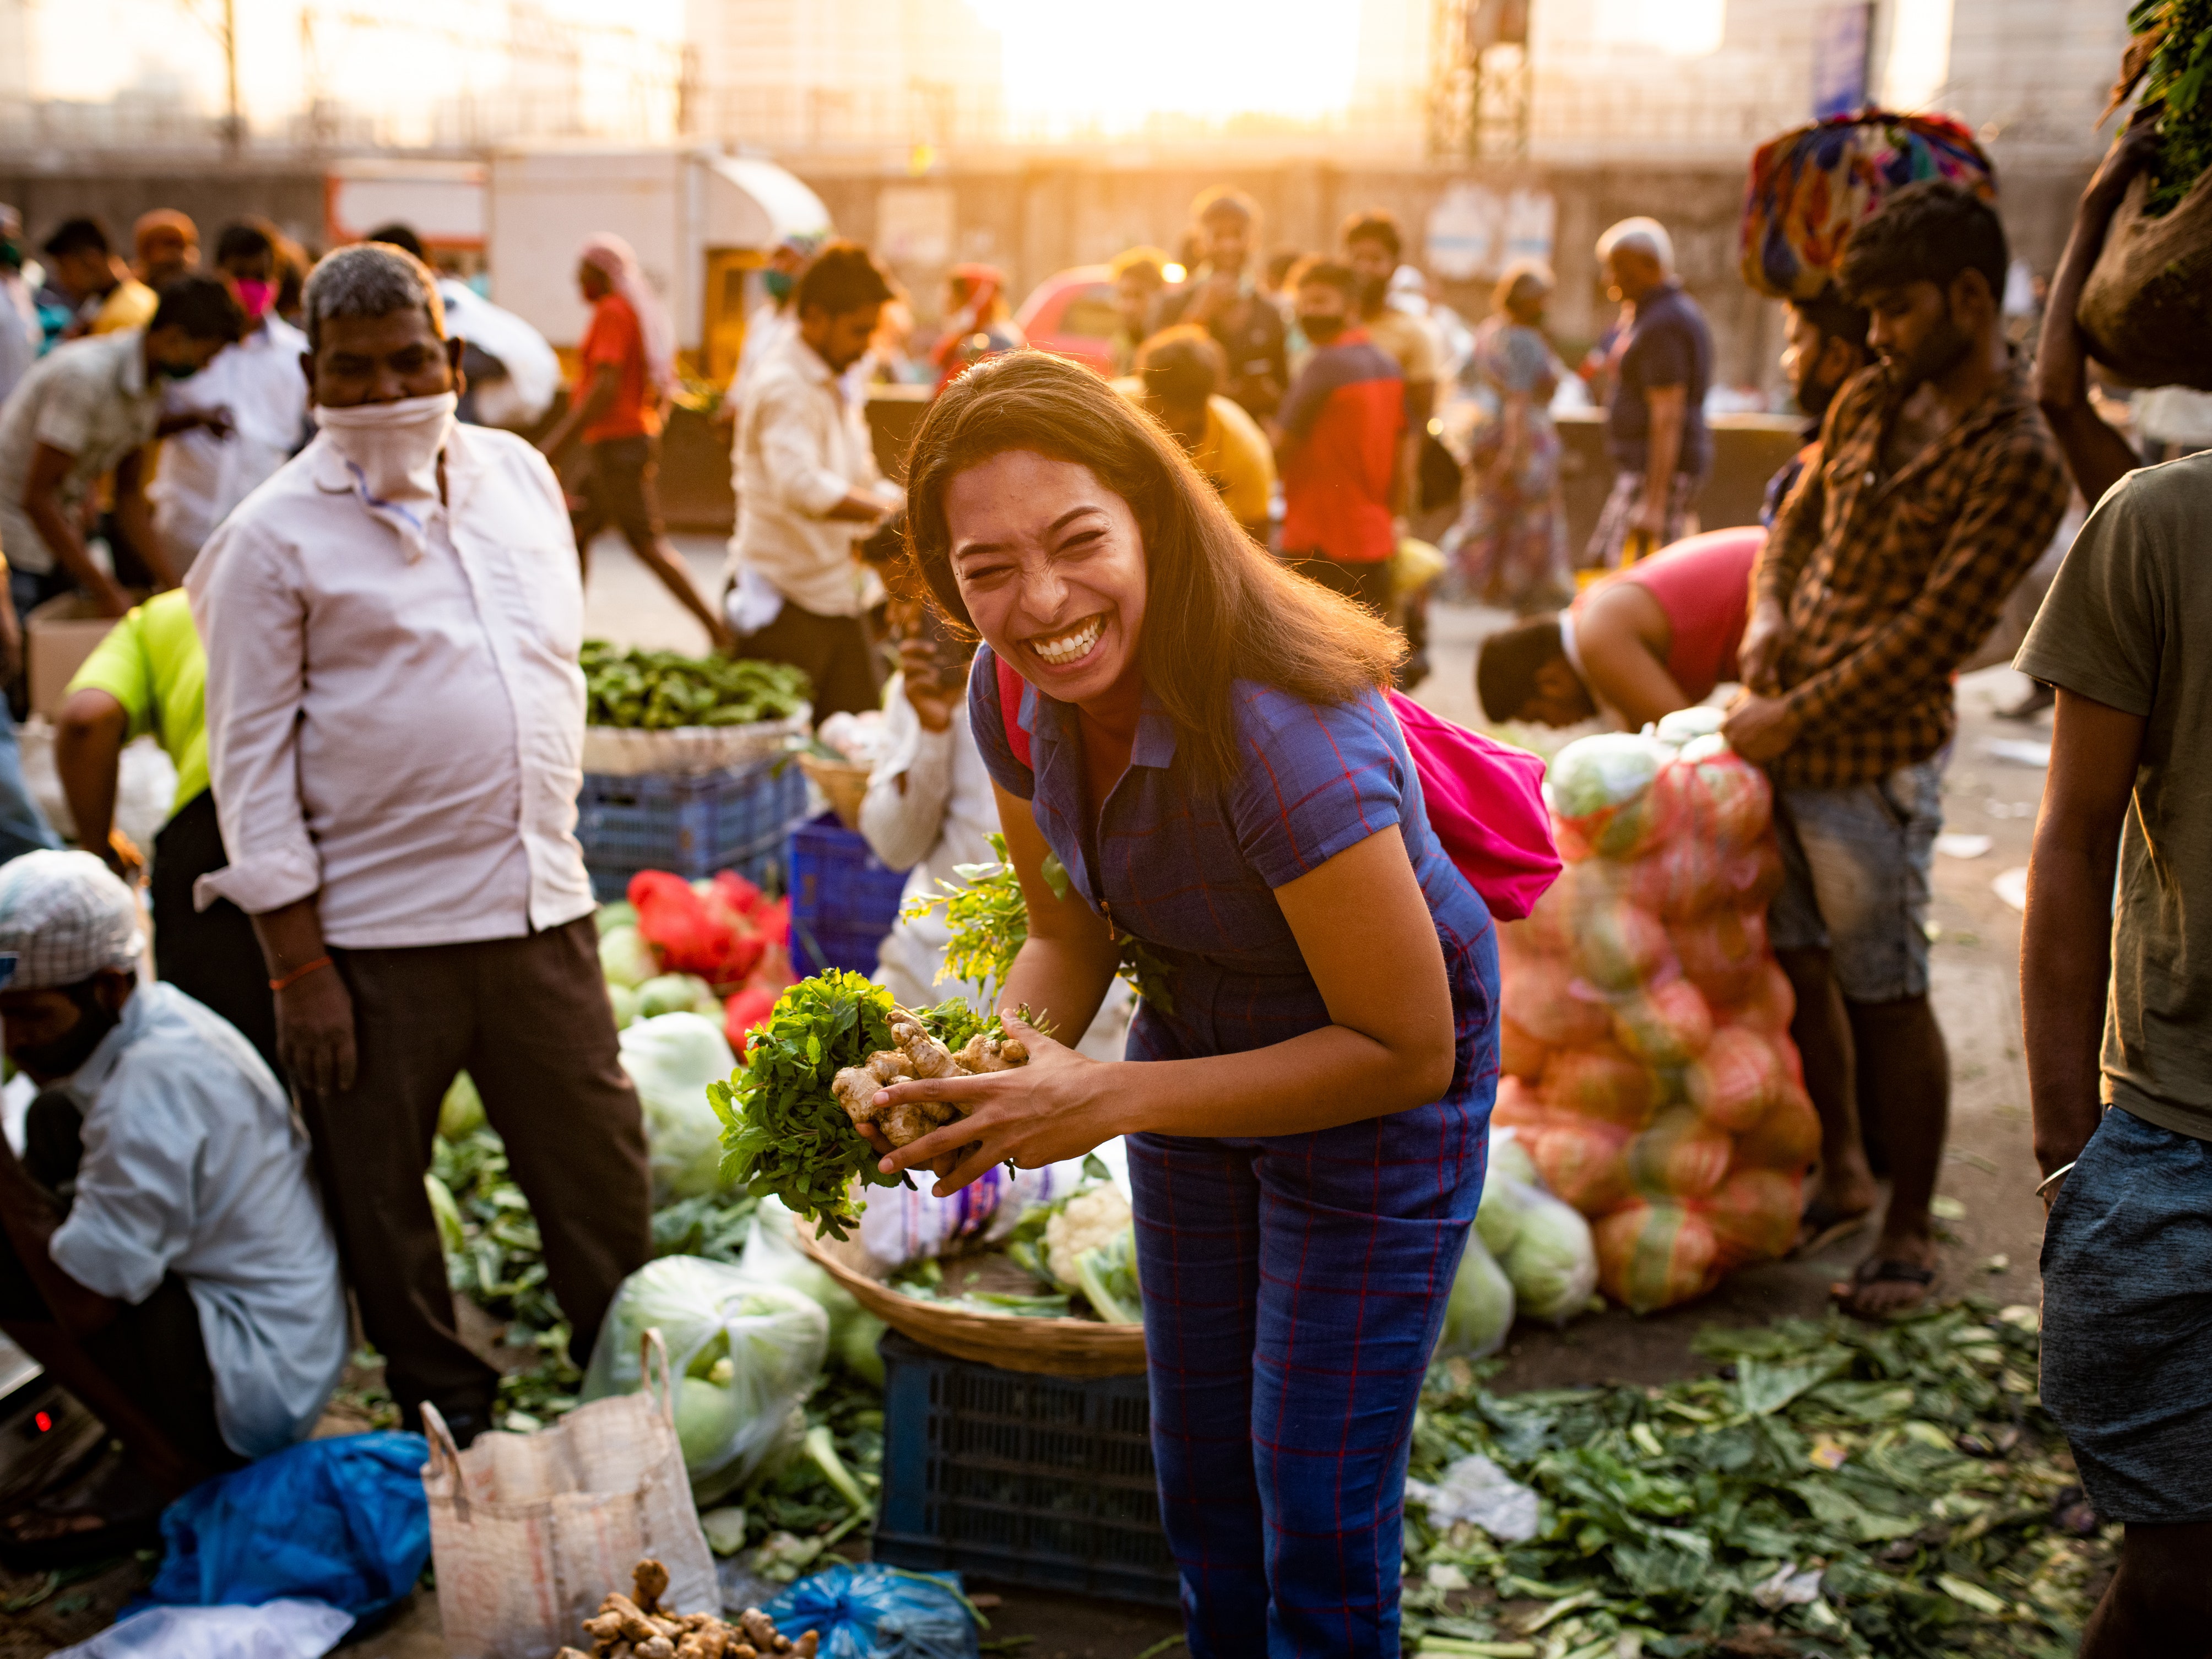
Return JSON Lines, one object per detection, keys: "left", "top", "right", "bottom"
{"left": 576, "top": 757, "right": 808, "bottom": 902}
{"left": 787, "top": 812, "right": 911, "bottom": 975}
{"left": 873, "top": 1331, "right": 1179, "bottom": 1607}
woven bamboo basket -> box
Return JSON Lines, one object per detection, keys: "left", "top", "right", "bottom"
{"left": 798, "top": 1224, "right": 1147, "bottom": 1379}
{"left": 796, "top": 752, "right": 874, "bottom": 832}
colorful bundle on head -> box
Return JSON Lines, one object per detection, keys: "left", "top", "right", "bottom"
{"left": 1738, "top": 110, "right": 1996, "bottom": 301}
{"left": 1498, "top": 728, "right": 1811, "bottom": 1311}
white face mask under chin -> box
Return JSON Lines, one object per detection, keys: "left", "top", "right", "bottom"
{"left": 313, "top": 391, "right": 458, "bottom": 507}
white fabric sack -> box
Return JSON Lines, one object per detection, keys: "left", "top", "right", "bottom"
{"left": 424, "top": 1330, "right": 716, "bottom": 1659}
{"left": 48, "top": 1598, "right": 353, "bottom": 1659}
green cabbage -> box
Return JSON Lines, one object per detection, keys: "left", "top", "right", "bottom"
{"left": 580, "top": 1255, "right": 827, "bottom": 1500}
{"left": 1498, "top": 1185, "right": 1600, "bottom": 1325}
{"left": 1546, "top": 733, "right": 1670, "bottom": 818}
{"left": 739, "top": 1195, "right": 863, "bottom": 1346}
{"left": 1438, "top": 1232, "right": 1516, "bottom": 1360}
{"left": 1476, "top": 1173, "right": 1525, "bottom": 1259}
{"left": 600, "top": 924, "right": 660, "bottom": 989}
{"left": 1489, "top": 1127, "right": 1541, "bottom": 1192}
{"left": 608, "top": 984, "right": 641, "bottom": 1030}
{"left": 595, "top": 899, "right": 639, "bottom": 935}
{"left": 1653, "top": 706, "right": 1726, "bottom": 745}
{"left": 639, "top": 972, "right": 718, "bottom": 1019}
{"left": 674, "top": 1371, "right": 742, "bottom": 1466}
{"left": 839, "top": 1311, "right": 887, "bottom": 1386}
{"left": 438, "top": 1071, "right": 485, "bottom": 1141}
{"left": 620, "top": 1012, "right": 740, "bottom": 1201}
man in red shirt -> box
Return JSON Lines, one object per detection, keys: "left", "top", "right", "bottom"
{"left": 1476, "top": 527, "right": 1759, "bottom": 729}
{"left": 539, "top": 233, "right": 729, "bottom": 649}
{"left": 1276, "top": 259, "right": 1403, "bottom": 613}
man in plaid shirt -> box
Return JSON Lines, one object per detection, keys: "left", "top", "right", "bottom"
{"left": 1723, "top": 181, "right": 2067, "bottom": 1316}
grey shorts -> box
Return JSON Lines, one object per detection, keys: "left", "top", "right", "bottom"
{"left": 1766, "top": 755, "right": 1944, "bottom": 1003}
{"left": 2039, "top": 1105, "right": 2212, "bottom": 1526}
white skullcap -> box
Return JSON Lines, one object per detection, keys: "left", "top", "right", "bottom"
{"left": 0, "top": 850, "right": 145, "bottom": 991}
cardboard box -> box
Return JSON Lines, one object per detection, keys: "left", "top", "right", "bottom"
{"left": 26, "top": 593, "right": 130, "bottom": 719}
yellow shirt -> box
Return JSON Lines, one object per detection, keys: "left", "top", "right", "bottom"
{"left": 1112, "top": 377, "right": 1277, "bottom": 530}
{"left": 1362, "top": 307, "right": 1440, "bottom": 385}
{"left": 91, "top": 280, "right": 159, "bottom": 336}
{"left": 65, "top": 588, "right": 208, "bottom": 817}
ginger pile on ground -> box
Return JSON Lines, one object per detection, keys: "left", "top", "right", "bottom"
{"left": 557, "top": 1558, "right": 818, "bottom": 1659}
{"left": 829, "top": 1007, "right": 1029, "bottom": 1148}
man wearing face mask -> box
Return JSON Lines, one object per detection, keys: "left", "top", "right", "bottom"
{"left": 187, "top": 242, "right": 652, "bottom": 1444}
{"left": 0, "top": 852, "right": 344, "bottom": 1557}
{"left": 1155, "top": 188, "right": 1290, "bottom": 429}
{"left": 1276, "top": 258, "right": 1404, "bottom": 614}
{"left": 148, "top": 221, "right": 309, "bottom": 572}
{"left": 0, "top": 274, "right": 243, "bottom": 620}
{"left": 1723, "top": 182, "right": 2067, "bottom": 1318}
{"left": 1342, "top": 211, "right": 1439, "bottom": 522}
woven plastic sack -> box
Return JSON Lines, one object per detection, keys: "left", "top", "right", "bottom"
{"left": 1739, "top": 110, "right": 1995, "bottom": 300}
{"left": 423, "top": 1332, "right": 715, "bottom": 1659}
{"left": 765, "top": 1564, "right": 980, "bottom": 1659}
{"left": 2079, "top": 167, "right": 2212, "bottom": 391}
{"left": 581, "top": 1256, "right": 827, "bottom": 1504}
{"left": 139, "top": 1432, "right": 429, "bottom": 1619}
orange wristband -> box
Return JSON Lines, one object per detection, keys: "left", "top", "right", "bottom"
{"left": 269, "top": 955, "right": 333, "bottom": 994}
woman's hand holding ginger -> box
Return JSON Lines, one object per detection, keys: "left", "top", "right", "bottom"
{"left": 859, "top": 1011, "right": 1124, "bottom": 1195}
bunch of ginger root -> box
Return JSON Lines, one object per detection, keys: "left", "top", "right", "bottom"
{"left": 557, "top": 1558, "right": 817, "bottom": 1659}
{"left": 829, "top": 1006, "right": 1027, "bottom": 1148}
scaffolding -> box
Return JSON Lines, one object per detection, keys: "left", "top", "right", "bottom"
{"left": 1428, "top": 0, "right": 1533, "bottom": 160}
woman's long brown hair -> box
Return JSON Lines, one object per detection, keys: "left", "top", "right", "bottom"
{"left": 903, "top": 351, "right": 1404, "bottom": 780}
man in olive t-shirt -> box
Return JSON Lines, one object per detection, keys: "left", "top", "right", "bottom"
{"left": 2015, "top": 451, "right": 2212, "bottom": 1655}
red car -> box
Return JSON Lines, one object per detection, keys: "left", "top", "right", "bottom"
{"left": 1013, "top": 265, "right": 1123, "bottom": 377}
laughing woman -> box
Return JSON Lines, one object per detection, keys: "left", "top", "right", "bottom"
{"left": 864, "top": 351, "right": 1499, "bottom": 1658}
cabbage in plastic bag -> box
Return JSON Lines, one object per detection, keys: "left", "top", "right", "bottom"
{"left": 581, "top": 1255, "right": 827, "bottom": 1504}
{"left": 1545, "top": 734, "right": 1675, "bottom": 859}
{"left": 1436, "top": 1230, "right": 1516, "bottom": 1359}
{"left": 619, "top": 1011, "right": 739, "bottom": 1201}
{"left": 740, "top": 1194, "right": 862, "bottom": 1348}
{"left": 1652, "top": 705, "right": 1727, "bottom": 746}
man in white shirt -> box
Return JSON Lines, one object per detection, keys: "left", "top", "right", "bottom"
{"left": 149, "top": 221, "right": 310, "bottom": 571}
{"left": 0, "top": 275, "right": 243, "bottom": 619}
{"left": 0, "top": 205, "right": 39, "bottom": 408}
{"left": 188, "top": 243, "right": 651, "bottom": 1446}
{"left": 0, "top": 852, "right": 344, "bottom": 1550}
{"left": 727, "top": 240, "right": 902, "bottom": 719}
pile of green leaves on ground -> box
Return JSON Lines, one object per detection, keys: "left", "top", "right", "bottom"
{"left": 1401, "top": 1299, "right": 2110, "bottom": 1658}
{"left": 581, "top": 640, "right": 811, "bottom": 729}
{"left": 2122, "top": 0, "right": 2212, "bottom": 213}
{"left": 429, "top": 1126, "right": 761, "bottom": 1426}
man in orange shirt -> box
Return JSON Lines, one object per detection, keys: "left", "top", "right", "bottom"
{"left": 539, "top": 233, "right": 729, "bottom": 649}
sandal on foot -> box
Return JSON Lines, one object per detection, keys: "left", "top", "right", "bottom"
{"left": 1829, "top": 1258, "right": 1935, "bottom": 1319}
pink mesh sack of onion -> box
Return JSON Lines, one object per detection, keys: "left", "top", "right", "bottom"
{"left": 1495, "top": 715, "right": 1815, "bottom": 1312}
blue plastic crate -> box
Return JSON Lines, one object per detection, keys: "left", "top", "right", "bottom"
{"left": 787, "top": 812, "right": 910, "bottom": 975}
{"left": 576, "top": 757, "right": 809, "bottom": 903}
{"left": 872, "top": 1331, "right": 1177, "bottom": 1606}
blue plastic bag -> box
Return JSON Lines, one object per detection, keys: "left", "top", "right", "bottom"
{"left": 765, "top": 1564, "right": 978, "bottom": 1659}
{"left": 138, "top": 1433, "right": 431, "bottom": 1620}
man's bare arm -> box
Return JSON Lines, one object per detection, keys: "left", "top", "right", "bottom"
{"left": 23, "top": 444, "right": 130, "bottom": 616}
{"left": 2021, "top": 689, "right": 2144, "bottom": 1201}
{"left": 111, "top": 449, "right": 180, "bottom": 590}
{"left": 55, "top": 688, "right": 134, "bottom": 877}
{"left": 251, "top": 896, "right": 357, "bottom": 1096}
{"left": 1576, "top": 583, "right": 1692, "bottom": 728}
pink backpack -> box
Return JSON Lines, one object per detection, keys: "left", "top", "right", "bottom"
{"left": 994, "top": 657, "right": 1560, "bottom": 921}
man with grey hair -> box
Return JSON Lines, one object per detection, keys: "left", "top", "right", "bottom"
{"left": 1586, "top": 215, "right": 1711, "bottom": 572}
{"left": 187, "top": 241, "right": 652, "bottom": 1446}
{"left": 0, "top": 850, "right": 343, "bottom": 1554}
